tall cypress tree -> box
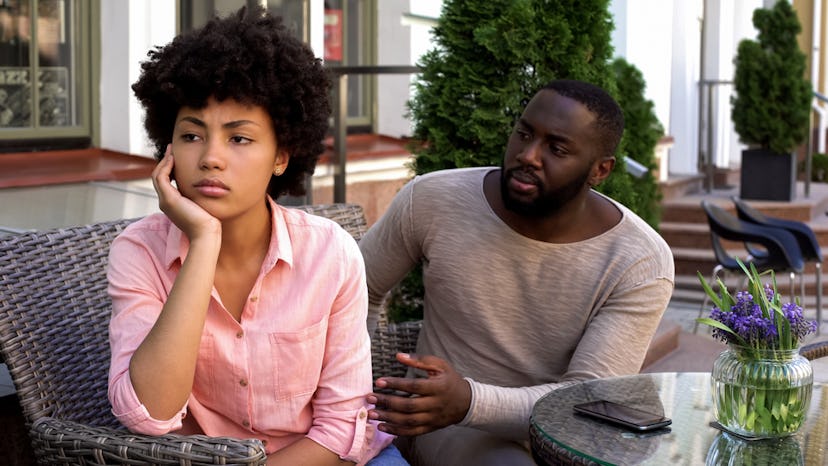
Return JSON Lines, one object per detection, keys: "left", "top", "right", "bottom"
{"left": 611, "top": 57, "right": 664, "bottom": 227}
{"left": 409, "top": 0, "right": 616, "bottom": 172}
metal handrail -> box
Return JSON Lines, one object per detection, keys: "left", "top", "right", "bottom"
{"left": 697, "top": 79, "right": 733, "bottom": 193}
{"left": 327, "top": 65, "right": 422, "bottom": 203}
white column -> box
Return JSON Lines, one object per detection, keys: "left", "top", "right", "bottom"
{"left": 614, "top": 0, "right": 674, "bottom": 136}
{"left": 668, "top": 0, "right": 703, "bottom": 175}
{"left": 99, "top": 0, "right": 175, "bottom": 158}
{"left": 308, "top": 0, "right": 324, "bottom": 59}
{"left": 610, "top": 1, "right": 678, "bottom": 170}
{"left": 377, "top": 1, "right": 411, "bottom": 137}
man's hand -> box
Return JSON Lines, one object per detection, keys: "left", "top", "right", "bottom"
{"left": 366, "top": 353, "right": 471, "bottom": 436}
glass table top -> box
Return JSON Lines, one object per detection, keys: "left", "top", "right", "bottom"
{"left": 530, "top": 372, "right": 827, "bottom": 465}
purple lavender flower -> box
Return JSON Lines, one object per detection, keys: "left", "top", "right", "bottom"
{"left": 706, "top": 284, "right": 813, "bottom": 348}
{"left": 698, "top": 262, "right": 818, "bottom": 350}
{"left": 782, "top": 302, "right": 819, "bottom": 341}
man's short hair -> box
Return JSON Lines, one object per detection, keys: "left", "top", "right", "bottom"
{"left": 542, "top": 80, "right": 624, "bottom": 158}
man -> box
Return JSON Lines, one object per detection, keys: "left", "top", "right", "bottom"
{"left": 359, "top": 79, "right": 675, "bottom": 465}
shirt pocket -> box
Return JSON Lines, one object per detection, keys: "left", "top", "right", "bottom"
{"left": 269, "top": 318, "right": 327, "bottom": 400}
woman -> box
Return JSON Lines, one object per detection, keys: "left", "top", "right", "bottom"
{"left": 106, "top": 6, "right": 402, "bottom": 465}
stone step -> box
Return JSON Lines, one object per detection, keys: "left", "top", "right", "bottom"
{"left": 671, "top": 246, "right": 825, "bottom": 277}
{"left": 661, "top": 220, "right": 828, "bottom": 250}
{"left": 661, "top": 192, "right": 828, "bottom": 224}
{"left": 660, "top": 183, "right": 828, "bottom": 323}
{"left": 658, "top": 174, "right": 705, "bottom": 201}
{"left": 660, "top": 222, "right": 710, "bottom": 249}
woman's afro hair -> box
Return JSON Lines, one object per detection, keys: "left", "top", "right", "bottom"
{"left": 132, "top": 5, "right": 331, "bottom": 198}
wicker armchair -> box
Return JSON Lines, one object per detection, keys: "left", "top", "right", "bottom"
{"left": 0, "top": 203, "right": 421, "bottom": 465}
{"left": 800, "top": 339, "right": 828, "bottom": 361}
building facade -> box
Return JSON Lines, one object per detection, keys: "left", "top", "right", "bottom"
{"left": 1, "top": 0, "right": 826, "bottom": 196}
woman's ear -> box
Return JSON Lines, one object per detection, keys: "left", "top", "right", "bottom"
{"left": 273, "top": 150, "right": 289, "bottom": 176}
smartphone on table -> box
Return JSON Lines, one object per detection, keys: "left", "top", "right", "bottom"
{"left": 573, "top": 400, "right": 672, "bottom": 431}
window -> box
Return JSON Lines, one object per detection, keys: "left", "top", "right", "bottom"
{"left": 0, "top": 0, "right": 92, "bottom": 149}
{"left": 325, "top": 0, "right": 374, "bottom": 131}
{"left": 180, "top": 0, "right": 307, "bottom": 41}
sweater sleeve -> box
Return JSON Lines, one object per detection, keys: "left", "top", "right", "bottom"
{"left": 459, "top": 275, "right": 674, "bottom": 441}
{"left": 360, "top": 178, "right": 424, "bottom": 335}
{"left": 458, "top": 378, "right": 580, "bottom": 441}
{"left": 563, "top": 277, "right": 674, "bottom": 381}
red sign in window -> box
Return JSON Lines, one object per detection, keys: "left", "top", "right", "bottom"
{"left": 324, "top": 9, "right": 342, "bottom": 61}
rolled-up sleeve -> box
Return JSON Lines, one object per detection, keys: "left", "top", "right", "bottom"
{"left": 107, "top": 227, "right": 187, "bottom": 435}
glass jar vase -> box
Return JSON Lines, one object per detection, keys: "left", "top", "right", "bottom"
{"left": 711, "top": 346, "right": 813, "bottom": 438}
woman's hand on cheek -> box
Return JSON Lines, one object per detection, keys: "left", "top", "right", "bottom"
{"left": 152, "top": 146, "right": 221, "bottom": 241}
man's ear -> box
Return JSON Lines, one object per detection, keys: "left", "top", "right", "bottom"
{"left": 589, "top": 156, "right": 615, "bottom": 186}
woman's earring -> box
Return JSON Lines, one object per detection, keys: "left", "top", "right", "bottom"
{"left": 274, "top": 168, "right": 283, "bottom": 176}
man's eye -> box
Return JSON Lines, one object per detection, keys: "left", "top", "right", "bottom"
{"left": 549, "top": 144, "right": 566, "bottom": 155}
{"left": 181, "top": 133, "right": 200, "bottom": 142}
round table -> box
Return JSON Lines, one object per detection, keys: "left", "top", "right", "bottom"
{"left": 529, "top": 372, "right": 827, "bottom": 465}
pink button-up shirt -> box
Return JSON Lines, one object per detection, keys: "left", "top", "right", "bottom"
{"left": 107, "top": 200, "right": 390, "bottom": 463}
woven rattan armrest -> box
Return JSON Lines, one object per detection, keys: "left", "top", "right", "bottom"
{"left": 371, "top": 320, "right": 423, "bottom": 379}
{"left": 31, "top": 417, "right": 268, "bottom": 465}
{"left": 800, "top": 340, "right": 828, "bottom": 361}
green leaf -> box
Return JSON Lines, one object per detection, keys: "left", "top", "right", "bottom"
{"left": 695, "top": 318, "right": 748, "bottom": 346}
{"left": 778, "top": 401, "right": 789, "bottom": 421}
{"left": 697, "top": 271, "right": 725, "bottom": 309}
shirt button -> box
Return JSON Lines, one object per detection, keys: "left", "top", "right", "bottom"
{"left": 240, "top": 379, "right": 248, "bottom": 387}
{"left": 262, "top": 439, "right": 268, "bottom": 446}
{"left": 359, "top": 411, "right": 367, "bottom": 419}
{"left": 236, "top": 331, "right": 244, "bottom": 338}
{"left": 249, "top": 296, "right": 258, "bottom": 302}
{"left": 242, "top": 420, "right": 250, "bottom": 428}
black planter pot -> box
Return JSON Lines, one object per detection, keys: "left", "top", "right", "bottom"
{"left": 739, "top": 148, "right": 796, "bottom": 201}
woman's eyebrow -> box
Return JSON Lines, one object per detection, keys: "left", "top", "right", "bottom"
{"left": 176, "top": 117, "right": 259, "bottom": 129}
{"left": 177, "top": 115, "right": 205, "bottom": 127}
{"left": 223, "top": 119, "right": 259, "bottom": 129}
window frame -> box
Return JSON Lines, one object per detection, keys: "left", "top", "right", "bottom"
{"left": 0, "top": 0, "right": 95, "bottom": 147}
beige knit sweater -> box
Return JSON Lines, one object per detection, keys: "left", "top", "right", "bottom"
{"left": 360, "top": 167, "right": 675, "bottom": 440}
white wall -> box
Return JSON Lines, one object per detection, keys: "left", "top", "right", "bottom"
{"left": 103, "top": 0, "right": 781, "bottom": 178}
{"left": 309, "top": 0, "right": 324, "bottom": 59}
{"left": 99, "top": 0, "right": 175, "bottom": 158}
{"left": 611, "top": 0, "right": 768, "bottom": 177}
{"left": 704, "top": 0, "right": 762, "bottom": 169}
{"left": 375, "top": 0, "right": 442, "bottom": 138}
{"left": 668, "top": 1, "right": 703, "bottom": 175}
{"left": 376, "top": 1, "right": 412, "bottom": 138}
{"left": 610, "top": 0, "right": 674, "bottom": 136}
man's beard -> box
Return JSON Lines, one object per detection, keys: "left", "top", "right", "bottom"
{"left": 500, "top": 164, "right": 590, "bottom": 218}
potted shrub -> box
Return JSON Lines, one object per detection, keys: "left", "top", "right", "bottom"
{"left": 731, "top": 0, "right": 811, "bottom": 202}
